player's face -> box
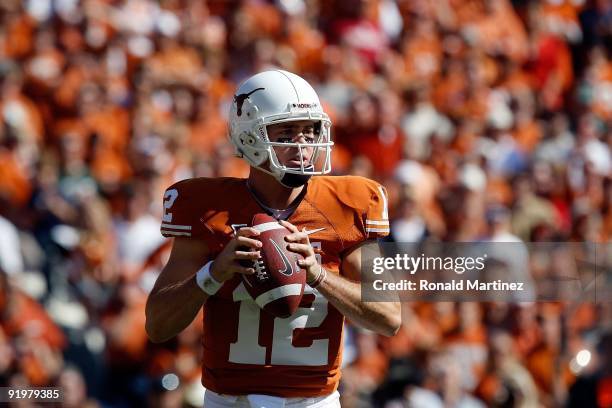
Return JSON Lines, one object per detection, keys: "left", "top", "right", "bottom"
{"left": 267, "top": 120, "right": 319, "bottom": 169}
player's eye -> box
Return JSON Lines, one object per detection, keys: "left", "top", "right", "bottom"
{"left": 273, "top": 125, "right": 318, "bottom": 144}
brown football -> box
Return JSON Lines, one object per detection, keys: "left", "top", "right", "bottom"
{"left": 242, "top": 213, "right": 305, "bottom": 318}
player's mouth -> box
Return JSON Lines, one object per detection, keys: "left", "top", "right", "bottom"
{"left": 287, "top": 159, "right": 311, "bottom": 167}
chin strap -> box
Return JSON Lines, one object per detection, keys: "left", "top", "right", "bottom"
{"left": 279, "top": 172, "right": 312, "bottom": 187}
{"left": 254, "top": 162, "right": 315, "bottom": 188}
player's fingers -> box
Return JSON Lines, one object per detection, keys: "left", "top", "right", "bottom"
{"left": 297, "top": 258, "right": 317, "bottom": 267}
{"left": 279, "top": 220, "right": 298, "bottom": 233}
{"left": 236, "top": 227, "right": 261, "bottom": 237}
{"left": 284, "top": 231, "right": 308, "bottom": 244}
{"left": 286, "top": 242, "right": 314, "bottom": 257}
{"left": 234, "top": 266, "right": 255, "bottom": 275}
{"left": 234, "top": 250, "right": 261, "bottom": 260}
{"left": 232, "top": 265, "right": 255, "bottom": 275}
{"left": 300, "top": 228, "right": 311, "bottom": 244}
{"left": 235, "top": 236, "right": 262, "bottom": 249}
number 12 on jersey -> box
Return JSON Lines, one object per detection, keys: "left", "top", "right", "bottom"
{"left": 229, "top": 282, "right": 329, "bottom": 366}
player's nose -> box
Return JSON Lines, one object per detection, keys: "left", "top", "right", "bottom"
{"left": 288, "top": 132, "right": 310, "bottom": 143}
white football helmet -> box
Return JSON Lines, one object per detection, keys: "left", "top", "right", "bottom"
{"left": 229, "top": 70, "right": 333, "bottom": 187}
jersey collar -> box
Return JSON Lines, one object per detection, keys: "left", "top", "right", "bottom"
{"left": 244, "top": 179, "right": 309, "bottom": 221}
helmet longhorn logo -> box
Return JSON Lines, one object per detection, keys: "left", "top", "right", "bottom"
{"left": 234, "top": 87, "right": 265, "bottom": 116}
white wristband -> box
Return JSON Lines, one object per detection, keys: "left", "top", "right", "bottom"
{"left": 195, "top": 261, "right": 223, "bottom": 295}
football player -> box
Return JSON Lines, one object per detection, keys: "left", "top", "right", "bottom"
{"left": 145, "top": 70, "right": 401, "bottom": 407}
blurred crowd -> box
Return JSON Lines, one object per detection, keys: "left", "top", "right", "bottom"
{"left": 0, "top": 0, "right": 610, "bottom": 406}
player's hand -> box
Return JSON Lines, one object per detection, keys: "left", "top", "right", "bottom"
{"left": 280, "top": 220, "right": 319, "bottom": 282}
{"left": 210, "top": 227, "right": 262, "bottom": 282}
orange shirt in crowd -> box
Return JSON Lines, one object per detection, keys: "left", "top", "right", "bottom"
{"left": 1, "top": 14, "right": 35, "bottom": 59}
{"left": 401, "top": 26, "right": 443, "bottom": 84}
{"left": 0, "top": 150, "right": 32, "bottom": 206}
{"left": 591, "top": 59, "right": 612, "bottom": 119}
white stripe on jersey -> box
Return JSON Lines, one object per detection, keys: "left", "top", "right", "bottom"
{"left": 365, "top": 220, "right": 389, "bottom": 225}
{"left": 377, "top": 185, "right": 389, "bottom": 220}
{"left": 366, "top": 227, "right": 390, "bottom": 233}
{"left": 161, "top": 230, "right": 192, "bottom": 237}
{"left": 161, "top": 223, "right": 192, "bottom": 230}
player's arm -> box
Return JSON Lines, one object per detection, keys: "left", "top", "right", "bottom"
{"left": 145, "top": 229, "right": 262, "bottom": 343}
{"left": 319, "top": 241, "right": 401, "bottom": 337}
{"left": 145, "top": 237, "right": 210, "bottom": 343}
{"left": 281, "top": 221, "right": 401, "bottom": 337}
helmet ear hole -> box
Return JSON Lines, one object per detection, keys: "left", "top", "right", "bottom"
{"left": 240, "top": 133, "right": 256, "bottom": 146}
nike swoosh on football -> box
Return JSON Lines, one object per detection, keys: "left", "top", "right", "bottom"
{"left": 303, "top": 227, "right": 326, "bottom": 235}
{"left": 270, "top": 238, "right": 293, "bottom": 276}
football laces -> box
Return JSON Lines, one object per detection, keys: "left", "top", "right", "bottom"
{"left": 254, "top": 259, "right": 268, "bottom": 281}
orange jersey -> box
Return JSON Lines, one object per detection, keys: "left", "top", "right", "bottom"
{"left": 159, "top": 175, "right": 389, "bottom": 397}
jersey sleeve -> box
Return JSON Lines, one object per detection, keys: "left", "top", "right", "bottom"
{"left": 362, "top": 179, "right": 390, "bottom": 239}
{"left": 160, "top": 180, "right": 203, "bottom": 239}
{"left": 322, "top": 176, "right": 391, "bottom": 243}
